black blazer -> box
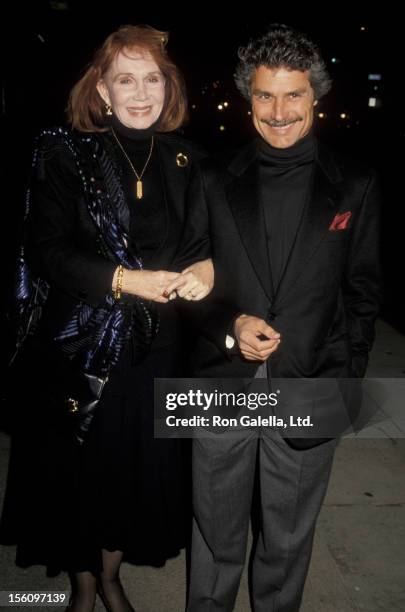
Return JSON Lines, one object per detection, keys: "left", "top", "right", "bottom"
{"left": 25, "top": 128, "right": 205, "bottom": 341}
{"left": 177, "top": 138, "right": 382, "bottom": 380}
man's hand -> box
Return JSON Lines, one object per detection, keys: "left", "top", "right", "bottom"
{"left": 163, "top": 258, "right": 214, "bottom": 301}
{"left": 234, "top": 315, "right": 281, "bottom": 361}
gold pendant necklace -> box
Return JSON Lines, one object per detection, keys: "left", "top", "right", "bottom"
{"left": 110, "top": 127, "right": 154, "bottom": 200}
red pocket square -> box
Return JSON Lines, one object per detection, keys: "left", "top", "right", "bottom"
{"left": 329, "top": 211, "right": 352, "bottom": 231}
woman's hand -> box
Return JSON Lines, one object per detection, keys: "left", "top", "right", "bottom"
{"left": 114, "top": 269, "right": 181, "bottom": 303}
{"left": 163, "top": 258, "right": 214, "bottom": 301}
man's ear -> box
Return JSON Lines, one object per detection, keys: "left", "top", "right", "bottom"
{"left": 96, "top": 80, "right": 110, "bottom": 106}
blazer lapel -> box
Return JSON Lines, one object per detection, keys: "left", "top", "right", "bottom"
{"left": 225, "top": 143, "right": 274, "bottom": 301}
{"left": 275, "top": 144, "right": 343, "bottom": 308}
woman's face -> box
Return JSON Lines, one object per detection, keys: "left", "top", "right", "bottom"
{"left": 97, "top": 48, "right": 165, "bottom": 129}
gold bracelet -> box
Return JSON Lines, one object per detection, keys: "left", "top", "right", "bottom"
{"left": 114, "top": 265, "right": 124, "bottom": 300}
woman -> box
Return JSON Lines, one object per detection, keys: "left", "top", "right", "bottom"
{"left": 0, "top": 24, "right": 213, "bottom": 612}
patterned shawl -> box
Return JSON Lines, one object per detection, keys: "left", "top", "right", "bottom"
{"left": 11, "top": 127, "right": 159, "bottom": 442}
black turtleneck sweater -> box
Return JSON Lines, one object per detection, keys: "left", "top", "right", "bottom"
{"left": 258, "top": 133, "right": 315, "bottom": 291}
{"left": 107, "top": 115, "right": 166, "bottom": 264}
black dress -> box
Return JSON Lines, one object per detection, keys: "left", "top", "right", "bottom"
{"left": 0, "top": 119, "right": 202, "bottom": 575}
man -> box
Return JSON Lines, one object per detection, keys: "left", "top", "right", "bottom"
{"left": 175, "top": 24, "right": 382, "bottom": 611}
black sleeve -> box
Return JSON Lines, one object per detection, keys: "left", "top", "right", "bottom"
{"left": 178, "top": 296, "right": 242, "bottom": 360}
{"left": 26, "top": 137, "right": 117, "bottom": 307}
{"left": 342, "top": 170, "right": 383, "bottom": 378}
{"left": 174, "top": 163, "right": 241, "bottom": 356}
{"left": 173, "top": 163, "right": 212, "bottom": 271}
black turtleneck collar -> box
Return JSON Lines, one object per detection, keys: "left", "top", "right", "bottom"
{"left": 108, "top": 113, "right": 158, "bottom": 151}
{"left": 258, "top": 131, "right": 316, "bottom": 168}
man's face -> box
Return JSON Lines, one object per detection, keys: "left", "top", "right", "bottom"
{"left": 251, "top": 66, "right": 317, "bottom": 148}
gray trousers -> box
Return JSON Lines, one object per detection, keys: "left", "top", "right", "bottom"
{"left": 187, "top": 367, "right": 338, "bottom": 612}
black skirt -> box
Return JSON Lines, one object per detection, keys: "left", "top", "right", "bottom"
{"left": 0, "top": 340, "right": 191, "bottom": 576}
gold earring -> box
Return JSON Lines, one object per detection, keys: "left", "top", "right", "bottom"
{"left": 105, "top": 104, "right": 113, "bottom": 116}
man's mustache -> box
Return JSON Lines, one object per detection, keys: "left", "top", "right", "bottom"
{"left": 260, "top": 117, "right": 304, "bottom": 127}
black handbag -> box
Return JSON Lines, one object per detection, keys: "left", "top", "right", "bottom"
{"left": 7, "top": 332, "right": 108, "bottom": 444}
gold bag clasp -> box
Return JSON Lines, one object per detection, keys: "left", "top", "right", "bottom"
{"left": 66, "top": 398, "right": 79, "bottom": 413}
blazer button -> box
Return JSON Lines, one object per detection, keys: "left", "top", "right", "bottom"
{"left": 266, "top": 311, "right": 276, "bottom": 322}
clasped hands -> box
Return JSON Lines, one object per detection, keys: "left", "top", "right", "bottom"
{"left": 113, "top": 262, "right": 280, "bottom": 361}
{"left": 113, "top": 258, "right": 214, "bottom": 304}
{"left": 233, "top": 314, "right": 281, "bottom": 361}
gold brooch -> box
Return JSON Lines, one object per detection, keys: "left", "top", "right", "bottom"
{"left": 176, "top": 152, "right": 188, "bottom": 168}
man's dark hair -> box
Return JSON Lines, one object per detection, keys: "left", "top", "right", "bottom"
{"left": 234, "top": 24, "right": 332, "bottom": 101}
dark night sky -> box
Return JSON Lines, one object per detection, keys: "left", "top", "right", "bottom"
{"left": 3, "top": 6, "right": 394, "bottom": 142}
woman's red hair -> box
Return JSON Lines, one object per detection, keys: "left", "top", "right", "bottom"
{"left": 67, "top": 24, "right": 188, "bottom": 133}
